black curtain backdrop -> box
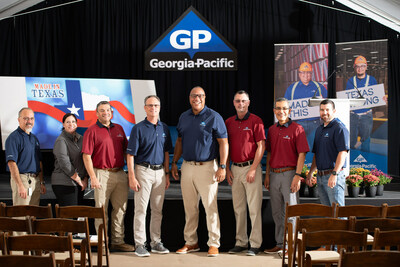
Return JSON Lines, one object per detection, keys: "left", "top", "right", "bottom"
{"left": 0, "top": 0, "right": 399, "bottom": 178}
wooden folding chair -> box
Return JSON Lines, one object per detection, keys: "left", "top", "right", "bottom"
{"left": 385, "top": 204, "right": 400, "bottom": 218}
{"left": 31, "top": 217, "right": 92, "bottom": 267}
{"left": 5, "top": 233, "right": 75, "bottom": 267}
{"left": 300, "top": 229, "right": 368, "bottom": 267}
{"left": 293, "top": 216, "right": 355, "bottom": 266}
{"left": 373, "top": 228, "right": 400, "bottom": 251}
{"left": 0, "top": 203, "right": 53, "bottom": 218}
{"left": 0, "top": 232, "right": 5, "bottom": 255}
{"left": 282, "top": 202, "right": 336, "bottom": 267}
{"left": 0, "top": 216, "right": 32, "bottom": 235}
{"left": 338, "top": 249, "right": 400, "bottom": 267}
{"left": 55, "top": 204, "right": 109, "bottom": 267}
{"left": 354, "top": 218, "right": 400, "bottom": 245}
{"left": 0, "top": 252, "right": 57, "bottom": 267}
{"left": 335, "top": 204, "right": 386, "bottom": 218}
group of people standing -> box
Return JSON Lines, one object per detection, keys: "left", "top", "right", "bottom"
{"left": 4, "top": 85, "right": 349, "bottom": 258}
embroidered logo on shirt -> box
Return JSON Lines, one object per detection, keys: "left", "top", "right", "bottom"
{"left": 324, "top": 133, "right": 329, "bottom": 138}
{"left": 117, "top": 133, "right": 123, "bottom": 138}
{"left": 162, "top": 133, "right": 167, "bottom": 138}
{"left": 200, "top": 121, "right": 206, "bottom": 127}
{"left": 283, "top": 135, "right": 291, "bottom": 140}
{"left": 243, "top": 127, "right": 251, "bottom": 131}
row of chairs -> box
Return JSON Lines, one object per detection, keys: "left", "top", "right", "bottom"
{"left": 0, "top": 203, "right": 110, "bottom": 267}
{"left": 283, "top": 203, "right": 400, "bottom": 267}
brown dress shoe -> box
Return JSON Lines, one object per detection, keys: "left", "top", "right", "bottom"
{"left": 110, "top": 243, "right": 135, "bottom": 252}
{"left": 207, "top": 246, "right": 219, "bottom": 257}
{"left": 264, "top": 246, "right": 283, "bottom": 254}
{"left": 176, "top": 243, "right": 200, "bottom": 254}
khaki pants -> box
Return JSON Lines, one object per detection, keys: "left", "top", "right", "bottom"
{"left": 181, "top": 160, "right": 220, "bottom": 248}
{"left": 133, "top": 165, "right": 166, "bottom": 247}
{"left": 94, "top": 168, "right": 129, "bottom": 245}
{"left": 231, "top": 164, "right": 263, "bottom": 248}
{"left": 10, "top": 173, "right": 40, "bottom": 206}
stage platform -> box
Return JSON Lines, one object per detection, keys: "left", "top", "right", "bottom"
{"left": 1, "top": 174, "right": 399, "bottom": 251}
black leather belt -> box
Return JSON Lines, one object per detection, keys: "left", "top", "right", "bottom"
{"left": 137, "top": 162, "right": 164, "bottom": 170}
{"left": 21, "top": 173, "right": 38, "bottom": 177}
{"left": 318, "top": 169, "right": 342, "bottom": 176}
{"left": 232, "top": 160, "right": 254, "bottom": 167}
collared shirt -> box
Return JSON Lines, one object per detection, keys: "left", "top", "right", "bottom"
{"left": 52, "top": 130, "right": 86, "bottom": 186}
{"left": 312, "top": 118, "right": 350, "bottom": 170}
{"left": 5, "top": 127, "right": 42, "bottom": 173}
{"left": 127, "top": 118, "right": 172, "bottom": 165}
{"left": 177, "top": 105, "right": 227, "bottom": 162}
{"left": 225, "top": 112, "right": 266, "bottom": 163}
{"left": 266, "top": 120, "right": 309, "bottom": 169}
{"left": 345, "top": 74, "right": 378, "bottom": 114}
{"left": 82, "top": 120, "right": 128, "bottom": 169}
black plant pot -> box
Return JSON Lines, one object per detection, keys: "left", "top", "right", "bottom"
{"left": 347, "top": 186, "right": 360, "bottom": 198}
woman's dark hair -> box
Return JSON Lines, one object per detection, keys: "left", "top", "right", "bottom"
{"left": 62, "top": 113, "right": 78, "bottom": 130}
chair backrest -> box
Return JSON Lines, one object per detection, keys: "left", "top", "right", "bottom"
{"left": 55, "top": 204, "right": 108, "bottom": 267}
{"left": 0, "top": 216, "right": 32, "bottom": 234}
{"left": 295, "top": 216, "right": 355, "bottom": 233}
{"left": 354, "top": 218, "right": 400, "bottom": 233}
{"left": 6, "top": 233, "right": 75, "bottom": 267}
{"left": 335, "top": 204, "right": 386, "bottom": 218}
{"left": 373, "top": 228, "right": 400, "bottom": 251}
{"left": 31, "top": 218, "right": 92, "bottom": 267}
{"left": 0, "top": 252, "right": 56, "bottom": 267}
{"left": 338, "top": 249, "right": 400, "bottom": 267}
{"left": 0, "top": 232, "right": 5, "bottom": 255}
{"left": 385, "top": 204, "right": 400, "bottom": 218}
{"left": 0, "top": 203, "right": 53, "bottom": 218}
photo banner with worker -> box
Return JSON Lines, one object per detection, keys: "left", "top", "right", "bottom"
{"left": 335, "top": 39, "right": 388, "bottom": 172}
{"left": 274, "top": 43, "right": 329, "bottom": 165}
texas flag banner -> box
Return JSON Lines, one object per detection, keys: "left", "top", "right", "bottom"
{"left": 0, "top": 77, "right": 156, "bottom": 149}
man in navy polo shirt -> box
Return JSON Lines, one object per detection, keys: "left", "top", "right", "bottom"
{"left": 171, "top": 86, "right": 228, "bottom": 257}
{"left": 264, "top": 98, "right": 309, "bottom": 254}
{"left": 307, "top": 99, "right": 349, "bottom": 207}
{"left": 82, "top": 101, "right": 134, "bottom": 252}
{"left": 5, "top": 107, "right": 46, "bottom": 206}
{"left": 225, "top": 90, "right": 265, "bottom": 256}
{"left": 127, "top": 95, "right": 172, "bottom": 257}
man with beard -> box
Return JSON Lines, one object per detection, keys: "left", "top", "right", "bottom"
{"left": 306, "top": 99, "right": 349, "bottom": 207}
{"left": 5, "top": 107, "right": 46, "bottom": 205}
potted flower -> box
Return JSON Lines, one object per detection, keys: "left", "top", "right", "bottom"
{"left": 370, "top": 169, "right": 393, "bottom": 196}
{"left": 363, "top": 174, "right": 380, "bottom": 197}
{"left": 345, "top": 174, "right": 363, "bottom": 197}
{"left": 349, "top": 168, "right": 370, "bottom": 195}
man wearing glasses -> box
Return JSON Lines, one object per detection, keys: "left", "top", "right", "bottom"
{"left": 225, "top": 90, "right": 265, "bottom": 256}
{"left": 127, "top": 95, "right": 172, "bottom": 257}
{"left": 5, "top": 107, "right": 46, "bottom": 205}
{"left": 345, "top": 55, "right": 377, "bottom": 151}
{"left": 172, "top": 86, "right": 228, "bottom": 257}
{"left": 264, "top": 98, "right": 309, "bottom": 254}
{"left": 284, "top": 62, "right": 327, "bottom": 149}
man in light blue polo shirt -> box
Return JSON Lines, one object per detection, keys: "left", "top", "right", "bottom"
{"left": 5, "top": 107, "right": 46, "bottom": 206}
{"left": 307, "top": 99, "right": 349, "bottom": 207}
{"left": 127, "top": 95, "right": 172, "bottom": 257}
{"left": 171, "top": 86, "right": 229, "bottom": 257}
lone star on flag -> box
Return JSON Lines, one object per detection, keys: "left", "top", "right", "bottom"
{"left": 67, "top": 103, "right": 81, "bottom": 116}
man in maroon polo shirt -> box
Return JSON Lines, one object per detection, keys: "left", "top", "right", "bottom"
{"left": 264, "top": 97, "right": 309, "bottom": 254}
{"left": 225, "top": 90, "right": 266, "bottom": 256}
{"left": 82, "top": 101, "right": 134, "bottom": 252}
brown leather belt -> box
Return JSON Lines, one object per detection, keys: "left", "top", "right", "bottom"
{"left": 271, "top": 167, "right": 295, "bottom": 173}
{"left": 21, "top": 173, "right": 38, "bottom": 178}
{"left": 103, "top": 168, "right": 122, "bottom": 172}
{"left": 233, "top": 160, "right": 254, "bottom": 167}
{"left": 317, "top": 169, "right": 342, "bottom": 176}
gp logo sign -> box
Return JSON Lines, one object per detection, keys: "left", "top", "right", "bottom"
{"left": 145, "top": 6, "right": 237, "bottom": 71}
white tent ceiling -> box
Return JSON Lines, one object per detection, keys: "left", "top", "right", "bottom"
{"left": 0, "top": 0, "right": 399, "bottom": 33}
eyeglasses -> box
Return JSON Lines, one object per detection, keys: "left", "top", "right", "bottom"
{"left": 21, "top": 117, "right": 35, "bottom": 121}
{"left": 190, "top": 94, "right": 205, "bottom": 99}
{"left": 234, "top": 99, "right": 249, "bottom": 103}
{"left": 145, "top": 104, "right": 160, "bottom": 108}
{"left": 274, "top": 107, "right": 290, "bottom": 111}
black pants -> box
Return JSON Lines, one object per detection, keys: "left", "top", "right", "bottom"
{"left": 52, "top": 185, "right": 84, "bottom": 206}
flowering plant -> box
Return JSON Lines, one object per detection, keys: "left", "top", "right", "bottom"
{"left": 350, "top": 168, "right": 370, "bottom": 177}
{"left": 370, "top": 168, "right": 393, "bottom": 185}
{"left": 363, "top": 174, "right": 380, "bottom": 187}
{"left": 345, "top": 175, "right": 363, "bottom": 187}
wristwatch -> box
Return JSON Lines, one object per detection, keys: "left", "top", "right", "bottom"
{"left": 219, "top": 164, "right": 226, "bottom": 169}
{"left": 332, "top": 171, "right": 338, "bottom": 176}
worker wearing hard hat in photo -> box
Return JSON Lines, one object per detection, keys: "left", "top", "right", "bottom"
{"left": 284, "top": 62, "right": 328, "bottom": 149}
{"left": 345, "top": 56, "right": 377, "bottom": 152}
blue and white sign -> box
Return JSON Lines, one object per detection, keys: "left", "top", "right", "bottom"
{"left": 145, "top": 6, "right": 237, "bottom": 71}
